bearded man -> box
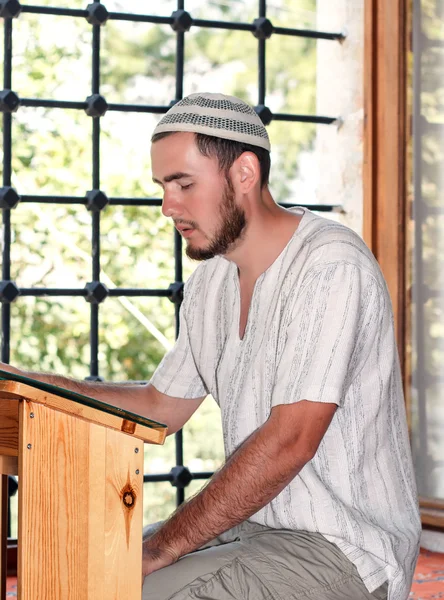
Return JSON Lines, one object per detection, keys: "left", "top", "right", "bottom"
{"left": 1, "top": 93, "right": 420, "bottom": 600}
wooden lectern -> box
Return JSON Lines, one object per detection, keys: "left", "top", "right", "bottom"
{"left": 0, "top": 370, "right": 167, "bottom": 599}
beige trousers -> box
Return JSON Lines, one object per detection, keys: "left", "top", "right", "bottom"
{"left": 142, "top": 520, "right": 388, "bottom": 600}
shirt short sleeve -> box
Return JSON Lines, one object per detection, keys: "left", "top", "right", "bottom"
{"left": 150, "top": 277, "right": 208, "bottom": 399}
{"left": 271, "top": 261, "right": 383, "bottom": 408}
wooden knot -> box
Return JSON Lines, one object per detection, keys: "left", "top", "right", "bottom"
{"left": 121, "top": 484, "right": 136, "bottom": 509}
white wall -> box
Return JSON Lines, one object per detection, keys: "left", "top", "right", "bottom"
{"left": 316, "top": 0, "right": 365, "bottom": 235}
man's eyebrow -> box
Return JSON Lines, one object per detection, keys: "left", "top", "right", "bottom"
{"left": 152, "top": 172, "right": 192, "bottom": 185}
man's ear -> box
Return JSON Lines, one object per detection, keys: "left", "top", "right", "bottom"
{"left": 232, "top": 152, "right": 261, "bottom": 192}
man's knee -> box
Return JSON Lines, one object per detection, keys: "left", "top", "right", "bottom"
{"left": 142, "top": 554, "right": 218, "bottom": 600}
{"left": 142, "top": 542, "right": 244, "bottom": 600}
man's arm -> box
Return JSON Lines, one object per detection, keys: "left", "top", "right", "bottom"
{"left": 142, "top": 399, "right": 337, "bottom": 576}
{"left": 0, "top": 362, "right": 204, "bottom": 434}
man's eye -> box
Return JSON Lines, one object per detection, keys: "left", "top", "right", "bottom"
{"left": 181, "top": 183, "right": 193, "bottom": 190}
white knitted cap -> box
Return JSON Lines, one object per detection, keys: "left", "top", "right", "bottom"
{"left": 152, "top": 92, "right": 271, "bottom": 151}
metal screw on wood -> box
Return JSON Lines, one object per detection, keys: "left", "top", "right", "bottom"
{"left": 30, "top": 412, "right": 34, "bottom": 418}
{"left": 134, "top": 448, "right": 139, "bottom": 453}
{"left": 135, "top": 469, "right": 140, "bottom": 475}
{"left": 27, "top": 444, "right": 32, "bottom": 449}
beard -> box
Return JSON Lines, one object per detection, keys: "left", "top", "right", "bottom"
{"left": 186, "top": 177, "right": 246, "bottom": 261}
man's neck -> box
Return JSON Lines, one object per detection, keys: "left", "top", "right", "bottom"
{"left": 226, "top": 194, "right": 304, "bottom": 283}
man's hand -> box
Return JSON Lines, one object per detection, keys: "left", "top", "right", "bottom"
{"left": 142, "top": 539, "right": 179, "bottom": 578}
{"left": 140, "top": 401, "right": 337, "bottom": 582}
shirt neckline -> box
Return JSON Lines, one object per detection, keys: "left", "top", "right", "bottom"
{"left": 232, "top": 206, "right": 313, "bottom": 342}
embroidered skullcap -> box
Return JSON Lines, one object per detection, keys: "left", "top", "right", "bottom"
{"left": 152, "top": 92, "right": 271, "bottom": 152}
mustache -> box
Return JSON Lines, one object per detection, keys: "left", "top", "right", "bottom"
{"left": 173, "top": 219, "right": 199, "bottom": 229}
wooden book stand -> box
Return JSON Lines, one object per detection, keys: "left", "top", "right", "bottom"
{"left": 0, "top": 370, "right": 167, "bottom": 599}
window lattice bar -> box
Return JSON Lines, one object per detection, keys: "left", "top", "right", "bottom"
{"left": 1, "top": 0, "right": 344, "bottom": 509}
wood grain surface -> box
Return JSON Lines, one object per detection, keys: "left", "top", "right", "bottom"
{"left": 103, "top": 429, "right": 143, "bottom": 599}
{"left": 363, "top": 0, "right": 408, "bottom": 370}
{"left": 18, "top": 400, "right": 145, "bottom": 599}
{"left": 0, "top": 399, "right": 19, "bottom": 457}
{"left": 0, "top": 456, "right": 18, "bottom": 476}
{"left": 0, "top": 380, "right": 166, "bottom": 445}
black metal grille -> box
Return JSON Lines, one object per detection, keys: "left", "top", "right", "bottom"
{"left": 1, "top": 0, "right": 344, "bottom": 517}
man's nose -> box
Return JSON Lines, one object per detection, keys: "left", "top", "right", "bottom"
{"left": 161, "top": 189, "right": 181, "bottom": 218}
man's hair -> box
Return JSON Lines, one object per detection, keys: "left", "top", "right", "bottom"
{"left": 152, "top": 131, "right": 271, "bottom": 188}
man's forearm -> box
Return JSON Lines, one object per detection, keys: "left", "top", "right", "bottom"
{"left": 0, "top": 361, "right": 148, "bottom": 417}
{"left": 0, "top": 361, "right": 202, "bottom": 432}
{"left": 144, "top": 413, "right": 310, "bottom": 563}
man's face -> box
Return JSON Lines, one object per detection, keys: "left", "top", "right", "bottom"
{"left": 151, "top": 132, "right": 246, "bottom": 261}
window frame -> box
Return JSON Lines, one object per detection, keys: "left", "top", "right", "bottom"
{"left": 364, "top": 0, "right": 444, "bottom": 529}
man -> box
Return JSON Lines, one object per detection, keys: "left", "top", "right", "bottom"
{"left": 1, "top": 93, "right": 420, "bottom": 600}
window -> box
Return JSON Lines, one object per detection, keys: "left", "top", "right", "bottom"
{"left": 1, "top": 0, "right": 343, "bottom": 533}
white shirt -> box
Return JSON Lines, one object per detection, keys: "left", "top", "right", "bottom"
{"left": 152, "top": 207, "right": 421, "bottom": 600}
